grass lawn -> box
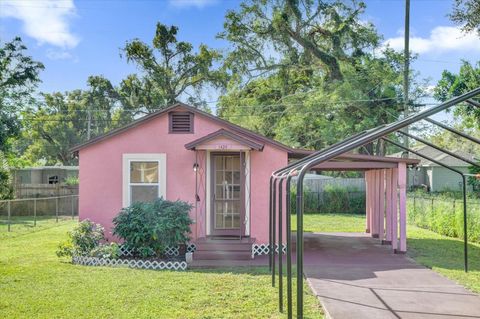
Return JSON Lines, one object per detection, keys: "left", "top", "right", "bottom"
{"left": 291, "top": 213, "right": 366, "bottom": 233}
{"left": 0, "top": 221, "right": 323, "bottom": 319}
{"left": 0, "top": 216, "right": 74, "bottom": 240}
{"left": 407, "top": 226, "right": 480, "bottom": 294}
{"left": 292, "top": 212, "right": 480, "bottom": 294}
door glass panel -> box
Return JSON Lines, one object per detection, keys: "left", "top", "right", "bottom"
{"left": 215, "top": 156, "right": 223, "bottom": 168}
{"left": 215, "top": 186, "right": 224, "bottom": 199}
{"left": 216, "top": 172, "right": 224, "bottom": 184}
{"left": 232, "top": 157, "right": 240, "bottom": 170}
{"left": 225, "top": 157, "right": 232, "bottom": 170}
{"left": 225, "top": 215, "right": 233, "bottom": 228}
{"left": 215, "top": 214, "right": 223, "bottom": 228}
{"left": 232, "top": 186, "right": 241, "bottom": 199}
{"left": 213, "top": 154, "right": 242, "bottom": 231}
{"left": 233, "top": 171, "right": 240, "bottom": 184}
{"left": 224, "top": 171, "right": 233, "bottom": 184}
{"left": 233, "top": 215, "right": 240, "bottom": 228}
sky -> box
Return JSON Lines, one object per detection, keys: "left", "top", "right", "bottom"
{"left": 1, "top": 0, "right": 480, "bottom": 111}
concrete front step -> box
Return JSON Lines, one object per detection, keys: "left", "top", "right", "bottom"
{"left": 194, "top": 250, "right": 252, "bottom": 260}
{"left": 196, "top": 242, "right": 252, "bottom": 251}
{"left": 193, "top": 237, "right": 255, "bottom": 260}
{"left": 196, "top": 237, "right": 256, "bottom": 244}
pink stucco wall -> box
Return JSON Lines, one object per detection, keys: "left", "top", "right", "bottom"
{"left": 79, "top": 106, "right": 288, "bottom": 244}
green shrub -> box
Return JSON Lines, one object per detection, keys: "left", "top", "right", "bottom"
{"left": 56, "top": 241, "right": 74, "bottom": 258}
{"left": 112, "top": 198, "right": 193, "bottom": 258}
{"left": 56, "top": 219, "right": 105, "bottom": 257}
{"left": 290, "top": 184, "right": 365, "bottom": 215}
{"left": 64, "top": 176, "right": 79, "bottom": 186}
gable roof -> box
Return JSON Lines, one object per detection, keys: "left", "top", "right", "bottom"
{"left": 70, "top": 102, "right": 304, "bottom": 155}
{"left": 185, "top": 129, "right": 264, "bottom": 151}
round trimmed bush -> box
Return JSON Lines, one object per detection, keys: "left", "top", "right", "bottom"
{"left": 113, "top": 198, "right": 193, "bottom": 258}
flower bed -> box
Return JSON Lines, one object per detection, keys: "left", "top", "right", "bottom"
{"left": 72, "top": 243, "right": 192, "bottom": 271}
{"left": 58, "top": 199, "right": 195, "bottom": 271}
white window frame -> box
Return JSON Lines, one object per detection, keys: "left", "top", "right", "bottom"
{"left": 122, "top": 153, "right": 167, "bottom": 207}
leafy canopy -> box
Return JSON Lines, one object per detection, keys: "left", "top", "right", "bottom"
{"left": 123, "top": 23, "right": 225, "bottom": 111}
{"left": 217, "top": 0, "right": 424, "bottom": 155}
{"left": 219, "top": 0, "right": 379, "bottom": 82}
{"left": 0, "top": 37, "right": 43, "bottom": 152}
{"left": 449, "top": 0, "right": 480, "bottom": 36}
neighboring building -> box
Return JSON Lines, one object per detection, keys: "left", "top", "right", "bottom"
{"left": 14, "top": 166, "right": 78, "bottom": 185}
{"left": 12, "top": 166, "right": 79, "bottom": 198}
{"left": 72, "top": 103, "right": 416, "bottom": 260}
{"left": 392, "top": 145, "right": 475, "bottom": 192}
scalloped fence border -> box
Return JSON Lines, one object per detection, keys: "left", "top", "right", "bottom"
{"left": 118, "top": 244, "right": 197, "bottom": 257}
{"left": 72, "top": 255, "right": 188, "bottom": 271}
{"left": 251, "top": 244, "right": 286, "bottom": 258}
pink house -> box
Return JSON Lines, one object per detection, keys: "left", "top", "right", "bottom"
{"left": 72, "top": 103, "right": 307, "bottom": 259}
{"left": 72, "top": 102, "right": 418, "bottom": 260}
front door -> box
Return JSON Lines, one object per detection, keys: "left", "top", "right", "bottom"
{"left": 211, "top": 153, "right": 245, "bottom": 237}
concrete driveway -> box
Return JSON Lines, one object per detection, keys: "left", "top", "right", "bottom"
{"left": 302, "top": 232, "right": 480, "bottom": 319}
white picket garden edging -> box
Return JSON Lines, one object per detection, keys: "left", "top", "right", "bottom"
{"left": 251, "top": 244, "right": 287, "bottom": 258}
{"left": 72, "top": 255, "right": 188, "bottom": 271}
{"left": 118, "top": 244, "right": 196, "bottom": 257}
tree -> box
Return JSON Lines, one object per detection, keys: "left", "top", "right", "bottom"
{"left": 218, "top": 49, "right": 412, "bottom": 154}
{"left": 218, "top": 0, "right": 423, "bottom": 155}
{"left": 219, "top": 0, "right": 379, "bottom": 82}
{"left": 0, "top": 37, "right": 44, "bottom": 152}
{"left": 0, "top": 151, "right": 13, "bottom": 199}
{"left": 19, "top": 76, "right": 130, "bottom": 165}
{"left": 0, "top": 37, "right": 43, "bottom": 199}
{"left": 449, "top": 0, "right": 480, "bottom": 36}
{"left": 19, "top": 91, "right": 87, "bottom": 165}
{"left": 122, "top": 23, "right": 225, "bottom": 111}
{"left": 433, "top": 60, "right": 480, "bottom": 191}
{"left": 467, "top": 164, "right": 480, "bottom": 192}
{"left": 434, "top": 61, "right": 480, "bottom": 128}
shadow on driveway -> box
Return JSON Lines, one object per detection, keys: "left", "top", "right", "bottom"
{"left": 301, "top": 233, "right": 480, "bottom": 319}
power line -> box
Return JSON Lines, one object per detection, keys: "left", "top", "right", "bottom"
{"left": 26, "top": 96, "right": 403, "bottom": 114}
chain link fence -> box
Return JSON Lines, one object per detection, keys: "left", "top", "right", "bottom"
{"left": 0, "top": 195, "right": 78, "bottom": 235}
{"left": 408, "top": 194, "right": 480, "bottom": 243}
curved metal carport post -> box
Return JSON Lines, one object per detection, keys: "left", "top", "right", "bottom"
{"left": 291, "top": 88, "right": 480, "bottom": 317}
{"left": 269, "top": 176, "right": 273, "bottom": 271}
{"left": 269, "top": 128, "right": 387, "bottom": 316}
{"left": 270, "top": 88, "right": 480, "bottom": 318}
{"left": 278, "top": 177, "right": 284, "bottom": 313}
{"left": 270, "top": 169, "right": 298, "bottom": 318}
{"left": 271, "top": 170, "right": 293, "bottom": 314}
{"left": 383, "top": 137, "right": 469, "bottom": 272}
{"left": 272, "top": 178, "right": 277, "bottom": 286}
{"left": 271, "top": 133, "right": 383, "bottom": 317}
{"left": 286, "top": 174, "right": 294, "bottom": 319}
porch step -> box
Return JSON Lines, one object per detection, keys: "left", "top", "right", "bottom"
{"left": 194, "top": 250, "right": 252, "bottom": 260}
{"left": 193, "top": 237, "right": 255, "bottom": 260}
